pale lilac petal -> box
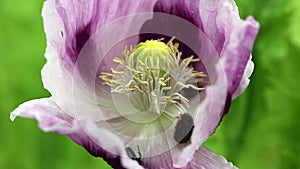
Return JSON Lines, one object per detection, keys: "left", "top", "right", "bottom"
{"left": 95, "top": 114, "right": 174, "bottom": 159}
{"left": 142, "top": 150, "right": 174, "bottom": 169}
{"left": 142, "top": 146, "right": 236, "bottom": 169}
{"left": 10, "top": 98, "right": 75, "bottom": 134}
{"left": 187, "top": 147, "right": 237, "bottom": 169}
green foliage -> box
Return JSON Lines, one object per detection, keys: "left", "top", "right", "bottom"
{"left": 289, "top": 0, "right": 300, "bottom": 47}
{"left": 0, "top": 0, "right": 299, "bottom": 169}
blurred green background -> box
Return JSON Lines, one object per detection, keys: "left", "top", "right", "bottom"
{"left": 0, "top": 0, "right": 299, "bottom": 169}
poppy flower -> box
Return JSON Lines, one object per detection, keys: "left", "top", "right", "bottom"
{"left": 11, "top": 0, "right": 259, "bottom": 168}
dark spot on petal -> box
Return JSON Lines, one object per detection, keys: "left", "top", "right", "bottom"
{"left": 223, "top": 93, "right": 232, "bottom": 117}
{"left": 153, "top": 0, "right": 202, "bottom": 28}
{"left": 65, "top": 22, "right": 92, "bottom": 63}
{"left": 75, "top": 23, "right": 91, "bottom": 57}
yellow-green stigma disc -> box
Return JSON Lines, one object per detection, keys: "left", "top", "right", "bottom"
{"left": 133, "top": 40, "right": 172, "bottom": 73}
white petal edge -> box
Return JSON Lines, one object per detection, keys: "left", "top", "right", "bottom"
{"left": 41, "top": 0, "right": 76, "bottom": 116}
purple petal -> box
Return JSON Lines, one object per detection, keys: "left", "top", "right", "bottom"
{"left": 142, "top": 150, "right": 173, "bottom": 168}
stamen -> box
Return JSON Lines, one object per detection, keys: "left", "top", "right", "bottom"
{"left": 100, "top": 38, "right": 206, "bottom": 118}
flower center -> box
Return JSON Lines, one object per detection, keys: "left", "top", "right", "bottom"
{"left": 100, "top": 38, "right": 205, "bottom": 119}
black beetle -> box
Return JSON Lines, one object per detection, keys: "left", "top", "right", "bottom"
{"left": 173, "top": 113, "right": 194, "bottom": 143}
{"left": 125, "top": 145, "right": 142, "bottom": 165}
